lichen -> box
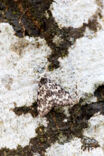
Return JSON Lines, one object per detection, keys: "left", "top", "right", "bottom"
{"left": 0, "top": 0, "right": 101, "bottom": 70}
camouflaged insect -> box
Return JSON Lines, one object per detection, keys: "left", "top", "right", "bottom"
{"left": 37, "top": 77, "right": 79, "bottom": 117}
{"left": 81, "top": 136, "right": 100, "bottom": 151}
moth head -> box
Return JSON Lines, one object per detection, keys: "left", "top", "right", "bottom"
{"left": 40, "top": 77, "right": 48, "bottom": 85}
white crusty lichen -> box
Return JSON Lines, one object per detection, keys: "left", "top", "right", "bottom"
{"left": 50, "top": 0, "right": 98, "bottom": 28}
{"left": 0, "top": 23, "right": 51, "bottom": 149}
{"left": 1, "top": 0, "right": 104, "bottom": 155}
{"left": 47, "top": 22, "right": 104, "bottom": 103}
{"left": 44, "top": 0, "right": 104, "bottom": 155}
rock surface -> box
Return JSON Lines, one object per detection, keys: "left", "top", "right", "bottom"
{"left": 0, "top": 0, "right": 104, "bottom": 156}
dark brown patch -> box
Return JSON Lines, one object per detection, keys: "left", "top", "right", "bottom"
{"left": 10, "top": 39, "right": 29, "bottom": 56}
{"left": 94, "top": 85, "right": 104, "bottom": 101}
{"left": 0, "top": 1, "right": 102, "bottom": 70}
{"left": 83, "top": 10, "right": 101, "bottom": 32}
{"left": 8, "top": 99, "right": 104, "bottom": 155}
{"left": 13, "top": 102, "right": 38, "bottom": 117}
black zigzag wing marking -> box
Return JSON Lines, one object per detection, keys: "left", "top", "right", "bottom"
{"left": 37, "top": 77, "right": 76, "bottom": 117}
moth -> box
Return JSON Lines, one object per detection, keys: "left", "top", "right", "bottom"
{"left": 37, "top": 77, "right": 79, "bottom": 117}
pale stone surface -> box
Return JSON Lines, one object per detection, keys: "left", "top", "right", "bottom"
{"left": 47, "top": 28, "right": 104, "bottom": 103}
{"left": 0, "top": 0, "right": 104, "bottom": 155}
{"left": 50, "top": 0, "right": 98, "bottom": 28}
{"left": 45, "top": 0, "right": 104, "bottom": 155}
{"left": 0, "top": 23, "right": 49, "bottom": 149}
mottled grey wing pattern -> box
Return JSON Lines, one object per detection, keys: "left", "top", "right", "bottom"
{"left": 37, "top": 77, "right": 75, "bottom": 117}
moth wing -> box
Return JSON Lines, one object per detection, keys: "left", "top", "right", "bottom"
{"left": 48, "top": 83, "right": 74, "bottom": 107}
{"left": 37, "top": 77, "right": 75, "bottom": 116}
{"left": 37, "top": 78, "right": 54, "bottom": 116}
